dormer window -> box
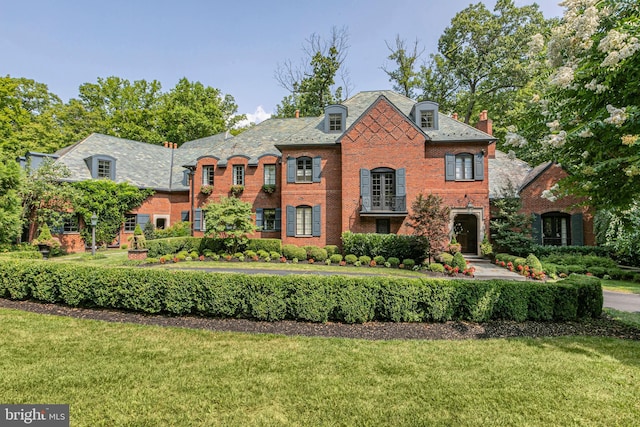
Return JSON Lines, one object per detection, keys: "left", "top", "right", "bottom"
{"left": 324, "top": 105, "right": 347, "bottom": 133}
{"left": 329, "top": 113, "right": 342, "bottom": 131}
{"left": 414, "top": 101, "right": 439, "bottom": 130}
{"left": 420, "top": 111, "right": 434, "bottom": 129}
{"left": 97, "top": 159, "right": 112, "bottom": 178}
{"left": 85, "top": 155, "right": 116, "bottom": 180}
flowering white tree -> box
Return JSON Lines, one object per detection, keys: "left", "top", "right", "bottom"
{"left": 511, "top": 0, "right": 640, "bottom": 210}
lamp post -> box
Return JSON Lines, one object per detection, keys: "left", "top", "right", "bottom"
{"left": 91, "top": 213, "right": 98, "bottom": 256}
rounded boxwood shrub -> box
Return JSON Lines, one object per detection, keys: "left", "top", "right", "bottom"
{"left": 358, "top": 255, "right": 371, "bottom": 265}
{"left": 324, "top": 245, "right": 339, "bottom": 257}
{"left": 244, "top": 250, "right": 257, "bottom": 258}
{"left": 525, "top": 254, "right": 543, "bottom": 272}
{"left": 387, "top": 257, "right": 400, "bottom": 267}
{"left": 307, "top": 247, "right": 328, "bottom": 262}
{"left": 402, "top": 259, "right": 415, "bottom": 269}
{"left": 373, "top": 255, "right": 385, "bottom": 265}
{"left": 269, "top": 251, "right": 282, "bottom": 260}
{"left": 429, "top": 263, "right": 445, "bottom": 273}
{"left": 438, "top": 253, "right": 454, "bottom": 265}
{"left": 345, "top": 254, "right": 358, "bottom": 264}
{"left": 330, "top": 254, "right": 343, "bottom": 264}
{"left": 283, "top": 244, "right": 306, "bottom": 261}
{"left": 452, "top": 252, "right": 467, "bottom": 271}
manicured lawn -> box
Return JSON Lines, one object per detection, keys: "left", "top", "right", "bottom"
{"left": 601, "top": 279, "right": 640, "bottom": 294}
{"left": 1, "top": 308, "right": 639, "bottom": 426}
{"left": 605, "top": 308, "right": 640, "bottom": 329}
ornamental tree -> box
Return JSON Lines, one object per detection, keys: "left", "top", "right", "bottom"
{"left": 511, "top": 0, "right": 640, "bottom": 210}
{"left": 405, "top": 193, "right": 450, "bottom": 263}
{"left": 203, "top": 196, "right": 257, "bottom": 254}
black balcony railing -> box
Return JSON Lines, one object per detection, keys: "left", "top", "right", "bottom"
{"left": 370, "top": 195, "right": 406, "bottom": 212}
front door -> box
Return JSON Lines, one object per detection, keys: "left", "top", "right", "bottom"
{"left": 454, "top": 214, "right": 478, "bottom": 254}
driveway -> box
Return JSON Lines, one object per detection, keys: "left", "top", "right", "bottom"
{"left": 603, "top": 290, "right": 640, "bottom": 313}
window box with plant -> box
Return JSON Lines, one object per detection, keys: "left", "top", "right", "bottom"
{"left": 200, "top": 185, "right": 213, "bottom": 195}
{"left": 230, "top": 185, "right": 244, "bottom": 196}
{"left": 262, "top": 184, "right": 276, "bottom": 194}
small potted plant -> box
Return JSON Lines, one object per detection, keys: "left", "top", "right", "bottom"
{"left": 447, "top": 237, "right": 461, "bottom": 254}
{"left": 230, "top": 185, "right": 244, "bottom": 197}
{"left": 32, "top": 224, "right": 60, "bottom": 259}
{"left": 127, "top": 224, "right": 148, "bottom": 260}
{"left": 200, "top": 185, "right": 214, "bottom": 195}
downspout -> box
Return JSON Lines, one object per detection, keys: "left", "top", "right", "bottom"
{"left": 187, "top": 166, "right": 196, "bottom": 237}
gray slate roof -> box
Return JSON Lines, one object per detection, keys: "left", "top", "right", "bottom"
{"left": 54, "top": 91, "right": 501, "bottom": 192}
{"left": 488, "top": 150, "right": 533, "bottom": 198}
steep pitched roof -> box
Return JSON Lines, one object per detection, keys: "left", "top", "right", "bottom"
{"left": 488, "top": 150, "right": 532, "bottom": 198}
{"left": 55, "top": 133, "right": 176, "bottom": 191}
{"left": 518, "top": 161, "right": 554, "bottom": 192}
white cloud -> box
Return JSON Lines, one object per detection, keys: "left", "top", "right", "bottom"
{"left": 236, "top": 106, "right": 272, "bottom": 128}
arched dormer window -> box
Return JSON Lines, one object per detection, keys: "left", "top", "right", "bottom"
{"left": 84, "top": 155, "right": 116, "bottom": 180}
{"left": 324, "top": 105, "right": 347, "bottom": 133}
{"left": 414, "top": 101, "right": 439, "bottom": 130}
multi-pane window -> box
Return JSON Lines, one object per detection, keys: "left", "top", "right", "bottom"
{"left": 329, "top": 113, "right": 342, "bottom": 131}
{"left": 420, "top": 110, "right": 434, "bottom": 129}
{"left": 372, "top": 171, "right": 395, "bottom": 210}
{"left": 263, "top": 209, "right": 276, "bottom": 231}
{"left": 233, "top": 165, "right": 244, "bottom": 186}
{"left": 296, "top": 157, "right": 312, "bottom": 182}
{"left": 202, "top": 166, "right": 214, "bottom": 186}
{"left": 264, "top": 164, "right": 276, "bottom": 185}
{"left": 543, "top": 213, "right": 571, "bottom": 246}
{"left": 97, "top": 160, "right": 112, "bottom": 179}
{"left": 455, "top": 154, "right": 474, "bottom": 180}
{"left": 296, "top": 206, "right": 312, "bottom": 236}
{"left": 63, "top": 216, "right": 79, "bottom": 233}
{"left": 124, "top": 214, "right": 137, "bottom": 232}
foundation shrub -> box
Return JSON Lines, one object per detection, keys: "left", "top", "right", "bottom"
{"left": 324, "top": 245, "right": 339, "bottom": 257}
{"left": 429, "top": 263, "right": 445, "bottom": 273}
{"left": 438, "top": 253, "right": 454, "bottom": 265}
{"left": 344, "top": 254, "right": 358, "bottom": 265}
{"left": 373, "top": 255, "right": 386, "bottom": 265}
{"left": 452, "top": 252, "right": 467, "bottom": 271}
{"left": 246, "top": 238, "right": 282, "bottom": 254}
{"left": 341, "top": 232, "right": 426, "bottom": 261}
{"left": 329, "top": 254, "right": 343, "bottom": 264}
{"left": 305, "top": 246, "right": 328, "bottom": 262}
{"left": 283, "top": 244, "right": 306, "bottom": 261}
{"left": 0, "top": 260, "right": 602, "bottom": 323}
{"left": 402, "top": 259, "right": 415, "bottom": 269}
{"left": 358, "top": 256, "right": 372, "bottom": 265}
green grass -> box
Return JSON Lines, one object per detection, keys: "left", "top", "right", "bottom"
{"left": 601, "top": 278, "right": 640, "bottom": 294}
{"left": 48, "top": 251, "right": 428, "bottom": 278}
{"left": 1, "top": 308, "right": 639, "bottom": 426}
{"left": 604, "top": 308, "right": 640, "bottom": 329}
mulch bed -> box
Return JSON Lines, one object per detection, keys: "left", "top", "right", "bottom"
{"left": 1, "top": 298, "right": 639, "bottom": 341}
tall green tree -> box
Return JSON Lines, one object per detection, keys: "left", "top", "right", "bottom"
{"left": 0, "top": 156, "right": 23, "bottom": 244}
{"left": 490, "top": 184, "right": 533, "bottom": 256}
{"left": 381, "top": 35, "right": 423, "bottom": 98}
{"left": 203, "top": 196, "right": 257, "bottom": 254}
{"left": 158, "top": 78, "right": 244, "bottom": 144}
{"left": 512, "top": 0, "right": 640, "bottom": 211}
{"left": 417, "top": 0, "right": 548, "bottom": 124}
{"left": 0, "top": 76, "right": 70, "bottom": 155}
{"left": 19, "top": 159, "right": 78, "bottom": 236}
{"left": 274, "top": 27, "right": 350, "bottom": 117}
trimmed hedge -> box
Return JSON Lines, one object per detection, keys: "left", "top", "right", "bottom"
{"left": 146, "top": 237, "right": 282, "bottom": 258}
{"left": 341, "top": 232, "right": 426, "bottom": 261}
{"left": 0, "top": 260, "right": 602, "bottom": 323}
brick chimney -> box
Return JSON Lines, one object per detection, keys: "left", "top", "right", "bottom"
{"left": 164, "top": 141, "right": 169, "bottom": 148}
{"left": 452, "top": 112, "right": 458, "bottom": 120}
{"left": 475, "top": 110, "right": 495, "bottom": 158}
{"left": 173, "top": 142, "right": 178, "bottom": 149}
{"left": 295, "top": 109, "right": 300, "bottom": 119}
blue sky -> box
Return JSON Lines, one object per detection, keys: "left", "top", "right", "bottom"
{"left": 2, "top": 0, "right": 563, "bottom": 123}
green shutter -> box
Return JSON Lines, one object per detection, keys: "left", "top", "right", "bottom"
{"left": 275, "top": 208, "right": 282, "bottom": 232}
{"left": 571, "top": 213, "right": 584, "bottom": 246}
{"left": 287, "top": 157, "right": 296, "bottom": 183}
{"left": 531, "top": 213, "right": 542, "bottom": 245}
{"left": 255, "top": 208, "right": 263, "bottom": 228}
{"left": 474, "top": 152, "right": 484, "bottom": 180}
{"left": 360, "top": 169, "right": 371, "bottom": 212}
{"left": 286, "top": 205, "right": 295, "bottom": 237}
{"left": 445, "top": 154, "right": 455, "bottom": 181}
{"left": 312, "top": 205, "right": 321, "bottom": 237}
{"left": 312, "top": 156, "right": 322, "bottom": 182}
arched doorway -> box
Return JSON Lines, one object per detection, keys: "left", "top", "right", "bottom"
{"left": 453, "top": 214, "right": 478, "bottom": 254}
